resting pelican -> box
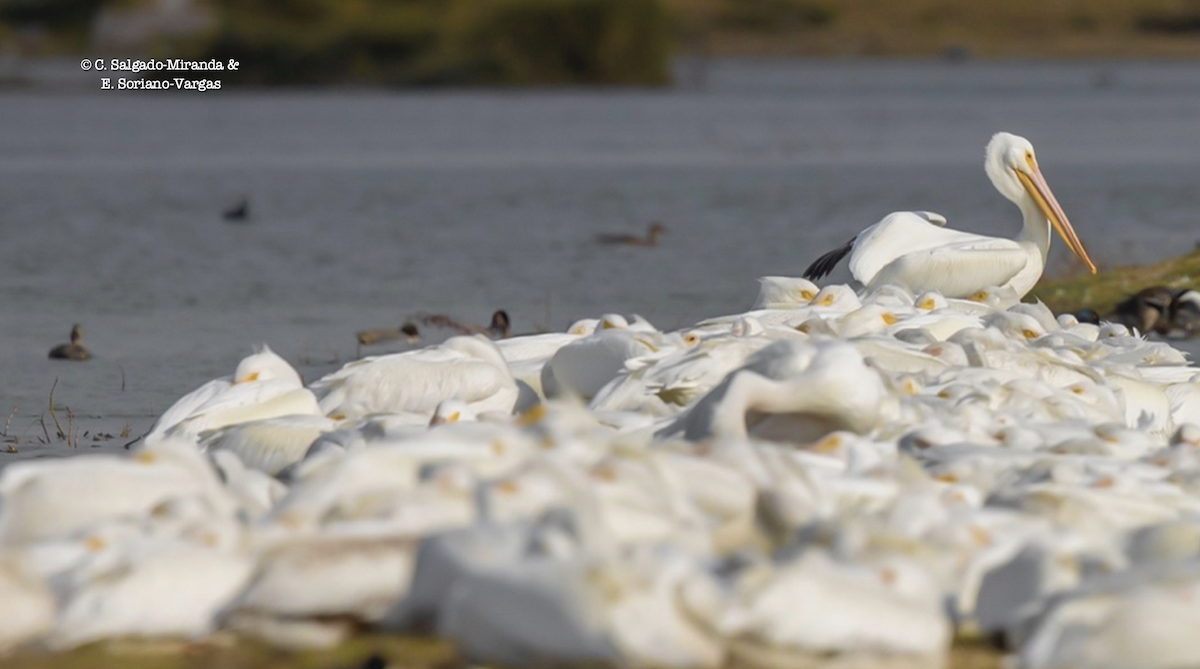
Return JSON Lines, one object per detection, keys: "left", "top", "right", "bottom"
{"left": 804, "top": 132, "right": 1096, "bottom": 299}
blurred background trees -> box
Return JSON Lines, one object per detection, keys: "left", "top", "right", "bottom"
{"left": 2, "top": 0, "right": 1200, "bottom": 85}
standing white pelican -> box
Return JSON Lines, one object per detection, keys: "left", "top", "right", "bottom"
{"left": 804, "top": 133, "right": 1097, "bottom": 299}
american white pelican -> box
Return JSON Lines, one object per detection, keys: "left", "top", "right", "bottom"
{"left": 718, "top": 550, "right": 950, "bottom": 666}
{"left": 753, "top": 276, "right": 820, "bottom": 309}
{"left": 493, "top": 331, "right": 584, "bottom": 406}
{"left": 0, "top": 442, "right": 235, "bottom": 545}
{"left": 199, "top": 414, "right": 338, "bottom": 475}
{"left": 804, "top": 133, "right": 1097, "bottom": 299}
{"left": 656, "top": 340, "right": 890, "bottom": 444}
{"left": 541, "top": 329, "right": 661, "bottom": 400}
{"left": 0, "top": 560, "right": 55, "bottom": 654}
{"left": 591, "top": 331, "right": 773, "bottom": 411}
{"left": 310, "top": 334, "right": 518, "bottom": 420}
{"left": 49, "top": 545, "right": 254, "bottom": 650}
{"left": 145, "top": 345, "right": 309, "bottom": 445}
{"left": 228, "top": 531, "right": 417, "bottom": 625}
{"left": 208, "top": 450, "right": 289, "bottom": 519}
{"left": 383, "top": 520, "right": 537, "bottom": 632}
{"left": 1015, "top": 564, "right": 1200, "bottom": 669}
{"left": 48, "top": 323, "right": 91, "bottom": 361}
{"left": 806, "top": 285, "right": 862, "bottom": 313}
{"left": 439, "top": 544, "right": 723, "bottom": 669}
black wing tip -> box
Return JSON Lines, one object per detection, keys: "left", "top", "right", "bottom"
{"left": 803, "top": 238, "right": 855, "bottom": 281}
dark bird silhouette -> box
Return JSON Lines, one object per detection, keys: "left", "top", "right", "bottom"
{"left": 222, "top": 198, "right": 249, "bottom": 222}
{"left": 48, "top": 324, "right": 92, "bottom": 361}
{"left": 1170, "top": 289, "right": 1200, "bottom": 338}
{"left": 485, "top": 309, "right": 511, "bottom": 339}
{"left": 356, "top": 322, "right": 421, "bottom": 346}
{"left": 418, "top": 309, "right": 511, "bottom": 339}
{"left": 596, "top": 222, "right": 666, "bottom": 247}
{"left": 1074, "top": 308, "right": 1101, "bottom": 325}
{"left": 1112, "top": 286, "right": 1174, "bottom": 335}
{"left": 1111, "top": 286, "right": 1200, "bottom": 338}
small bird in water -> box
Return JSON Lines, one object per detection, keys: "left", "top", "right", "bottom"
{"left": 356, "top": 322, "right": 421, "bottom": 347}
{"left": 48, "top": 324, "right": 92, "bottom": 361}
{"left": 596, "top": 222, "right": 666, "bottom": 247}
{"left": 419, "top": 309, "right": 511, "bottom": 339}
{"left": 486, "top": 310, "right": 511, "bottom": 339}
{"left": 222, "top": 198, "right": 249, "bottom": 222}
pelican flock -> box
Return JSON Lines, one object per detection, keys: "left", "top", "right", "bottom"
{"left": 5, "top": 133, "right": 1200, "bottom": 669}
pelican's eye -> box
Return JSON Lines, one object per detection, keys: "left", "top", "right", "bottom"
{"left": 684, "top": 333, "right": 700, "bottom": 346}
{"left": 882, "top": 313, "right": 898, "bottom": 325}
{"left": 497, "top": 480, "right": 520, "bottom": 494}
{"left": 799, "top": 289, "right": 815, "bottom": 301}
{"left": 1024, "top": 150, "right": 1036, "bottom": 170}
{"left": 1022, "top": 328, "right": 1038, "bottom": 339}
{"left": 517, "top": 404, "right": 547, "bottom": 426}
{"left": 817, "top": 294, "right": 835, "bottom": 307}
{"left": 918, "top": 298, "right": 936, "bottom": 310}
{"left": 969, "top": 290, "right": 989, "bottom": 303}
{"left": 812, "top": 435, "right": 841, "bottom": 452}
{"left": 237, "top": 371, "right": 260, "bottom": 384}
{"left": 448, "top": 411, "right": 461, "bottom": 423}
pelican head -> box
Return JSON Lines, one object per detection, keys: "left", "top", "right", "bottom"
{"left": 985, "top": 132, "right": 1096, "bottom": 274}
{"left": 234, "top": 344, "right": 302, "bottom": 385}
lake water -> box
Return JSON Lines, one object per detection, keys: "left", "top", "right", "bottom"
{"left": 3, "top": 58, "right": 1200, "bottom": 458}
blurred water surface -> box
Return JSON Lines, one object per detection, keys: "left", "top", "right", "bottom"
{"left": 3, "top": 58, "right": 1200, "bottom": 449}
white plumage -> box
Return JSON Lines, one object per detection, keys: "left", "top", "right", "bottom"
{"left": 311, "top": 335, "right": 518, "bottom": 420}
{"left": 805, "top": 133, "right": 1096, "bottom": 299}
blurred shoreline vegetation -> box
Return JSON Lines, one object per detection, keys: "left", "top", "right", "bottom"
{"left": 186, "top": 0, "right": 671, "bottom": 85}
{"left": 1, "top": 0, "right": 673, "bottom": 85}
{"left": 4, "top": 0, "right": 1200, "bottom": 86}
